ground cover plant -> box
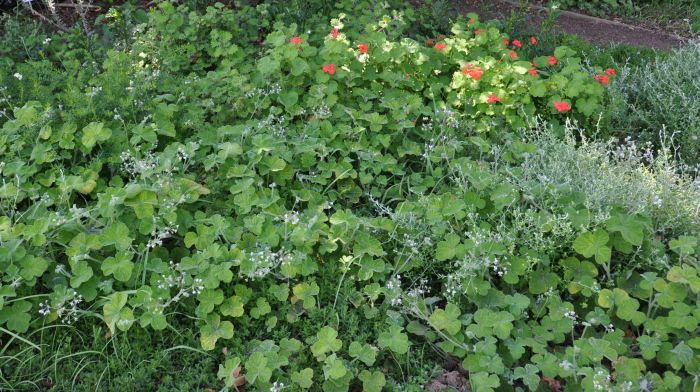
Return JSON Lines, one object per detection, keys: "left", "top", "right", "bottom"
{"left": 1, "top": 1, "right": 700, "bottom": 391}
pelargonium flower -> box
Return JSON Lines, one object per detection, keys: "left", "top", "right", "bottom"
{"left": 475, "top": 29, "right": 485, "bottom": 35}
{"left": 553, "top": 101, "right": 571, "bottom": 113}
{"left": 530, "top": 36, "right": 537, "bottom": 45}
{"left": 529, "top": 67, "right": 537, "bottom": 76}
{"left": 330, "top": 28, "right": 339, "bottom": 39}
{"left": 290, "top": 36, "right": 302, "bottom": 44}
{"left": 508, "top": 51, "right": 517, "bottom": 59}
{"left": 426, "top": 39, "right": 434, "bottom": 46}
{"left": 434, "top": 43, "right": 447, "bottom": 51}
{"left": 605, "top": 68, "right": 616, "bottom": 76}
{"left": 503, "top": 39, "right": 509, "bottom": 45}
{"left": 512, "top": 39, "right": 522, "bottom": 48}
{"left": 463, "top": 64, "right": 484, "bottom": 81}
{"left": 322, "top": 64, "right": 336, "bottom": 75}
{"left": 468, "top": 18, "right": 475, "bottom": 24}
{"left": 595, "top": 75, "right": 609, "bottom": 85}
{"left": 487, "top": 94, "right": 501, "bottom": 104}
{"left": 358, "top": 43, "right": 368, "bottom": 54}
{"left": 548, "top": 56, "right": 558, "bottom": 66}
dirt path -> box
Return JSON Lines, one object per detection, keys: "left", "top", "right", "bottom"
{"left": 452, "top": 0, "right": 687, "bottom": 50}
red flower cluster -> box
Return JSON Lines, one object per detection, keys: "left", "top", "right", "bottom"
{"left": 475, "top": 29, "right": 485, "bottom": 35}
{"left": 548, "top": 56, "right": 558, "bottom": 66}
{"left": 468, "top": 18, "right": 476, "bottom": 24}
{"left": 434, "top": 43, "right": 447, "bottom": 51}
{"left": 503, "top": 39, "right": 509, "bottom": 45}
{"left": 426, "top": 39, "right": 434, "bottom": 46}
{"left": 330, "top": 28, "right": 339, "bottom": 39}
{"left": 290, "top": 36, "right": 302, "bottom": 44}
{"left": 322, "top": 64, "right": 336, "bottom": 75}
{"left": 487, "top": 94, "right": 501, "bottom": 104}
{"left": 605, "top": 68, "right": 616, "bottom": 76}
{"left": 512, "top": 39, "right": 522, "bottom": 48}
{"left": 508, "top": 51, "right": 517, "bottom": 59}
{"left": 553, "top": 101, "right": 571, "bottom": 113}
{"left": 358, "top": 43, "right": 368, "bottom": 54}
{"left": 463, "top": 64, "right": 484, "bottom": 81}
{"left": 530, "top": 36, "right": 537, "bottom": 45}
{"left": 529, "top": 67, "right": 537, "bottom": 76}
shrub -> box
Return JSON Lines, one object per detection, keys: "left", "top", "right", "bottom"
{"left": 608, "top": 41, "right": 700, "bottom": 164}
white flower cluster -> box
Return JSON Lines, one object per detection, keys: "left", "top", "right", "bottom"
{"left": 120, "top": 149, "right": 159, "bottom": 178}
{"left": 147, "top": 225, "right": 178, "bottom": 249}
{"left": 38, "top": 289, "right": 83, "bottom": 324}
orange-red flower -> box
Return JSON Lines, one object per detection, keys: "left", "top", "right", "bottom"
{"left": 530, "top": 36, "right": 537, "bottom": 45}
{"left": 468, "top": 18, "right": 475, "bottom": 24}
{"left": 475, "top": 29, "right": 485, "bottom": 35}
{"left": 512, "top": 39, "right": 522, "bottom": 48}
{"left": 426, "top": 39, "right": 434, "bottom": 46}
{"left": 358, "top": 43, "right": 368, "bottom": 54}
{"left": 548, "top": 56, "right": 558, "bottom": 66}
{"left": 330, "top": 28, "right": 339, "bottom": 39}
{"left": 553, "top": 101, "right": 571, "bottom": 113}
{"left": 463, "top": 64, "right": 484, "bottom": 81}
{"left": 503, "top": 39, "right": 509, "bottom": 45}
{"left": 605, "top": 68, "right": 616, "bottom": 76}
{"left": 529, "top": 67, "right": 537, "bottom": 76}
{"left": 290, "top": 36, "right": 302, "bottom": 44}
{"left": 487, "top": 94, "right": 501, "bottom": 104}
{"left": 508, "top": 51, "right": 517, "bottom": 59}
{"left": 595, "top": 75, "right": 609, "bottom": 85}
{"left": 434, "top": 43, "right": 447, "bottom": 51}
{"left": 322, "top": 64, "right": 336, "bottom": 75}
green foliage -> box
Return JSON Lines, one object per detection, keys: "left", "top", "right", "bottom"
{"left": 1, "top": 1, "right": 700, "bottom": 391}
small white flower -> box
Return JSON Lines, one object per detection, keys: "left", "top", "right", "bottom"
{"left": 13, "top": 73, "right": 23, "bottom": 80}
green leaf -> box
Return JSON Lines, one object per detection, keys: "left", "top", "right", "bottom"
{"left": 81, "top": 122, "right": 111, "bottom": 149}
{"left": 606, "top": 213, "right": 644, "bottom": 246}
{"left": 322, "top": 354, "right": 347, "bottom": 380}
{"left": 100, "top": 222, "right": 133, "bottom": 251}
{"left": 669, "top": 236, "right": 697, "bottom": 256}
{"left": 101, "top": 251, "right": 134, "bottom": 282}
{"left": 311, "top": 326, "right": 342, "bottom": 359}
{"left": 291, "top": 368, "right": 314, "bottom": 389}
{"left": 102, "top": 292, "right": 128, "bottom": 334}
{"left": 245, "top": 351, "right": 272, "bottom": 384}
{"left": 514, "top": 364, "right": 540, "bottom": 391}
{"left": 349, "top": 341, "right": 377, "bottom": 366}
{"left": 200, "top": 314, "right": 234, "bottom": 351}
{"left": 217, "top": 357, "right": 242, "bottom": 388}
{"left": 573, "top": 229, "right": 610, "bottom": 264}
{"left": 378, "top": 325, "right": 409, "bottom": 354}
{"left": 220, "top": 295, "right": 245, "bottom": 317}
{"left": 0, "top": 300, "right": 32, "bottom": 333}
{"left": 359, "top": 370, "right": 386, "bottom": 392}
{"left": 429, "top": 303, "right": 461, "bottom": 335}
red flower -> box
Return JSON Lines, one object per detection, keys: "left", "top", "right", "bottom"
{"left": 508, "top": 50, "right": 517, "bottom": 59}
{"left": 463, "top": 64, "right": 484, "bottom": 81}
{"left": 434, "top": 43, "right": 447, "bottom": 51}
{"left": 530, "top": 36, "right": 537, "bottom": 45}
{"left": 503, "top": 39, "right": 510, "bottom": 46}
{"left": 468, "top": 18, "right": 475, "bottom": 24}
{"left": 290, "top": 36, "right": 302, "bottom": 44}
{"left": 595, "top": 75, "right": 609, "bottom": 85}
{"left": 330, "top": 28, "right": 339, "bottom": 39}
{"left": 548, "top": 56, "right": 558, "bottom": 66}
{"left": 512, "top": 39, "right": 522, "bottom": 48}
{"left": 475, "top": 29, "right": 485, "bottom": 35}
{"left": 529, "top": 67, "right": 537, "bottom": 76}
{"left": 487, "top": 94, "right": 501, "bottom": 104}
{"left": 437, "top": 35, "right": 444, "bottom": 41}
{"left": 426, "top": 39, "right": 434, "bottom": 46}
{"left": 605, "top": 68, "right": 616, "bottom": 76}
{"left": 358, "top": 43, "right": 368, "bottom": 54}
{"left": 553, "top": 101, "right": 571, "bottom": 113}
{"left": 322, "top": 64, "right": 336, "bottom": 75}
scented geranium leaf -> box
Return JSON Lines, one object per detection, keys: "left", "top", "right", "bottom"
{"left": 69, "top": 259, "right": 93, "bottom": 288}
{"left": 103, "top": 292, "right": 128, "bottom": 334}
{"left": 669, "top": 236, "right": 697, "bottom": 256}
{"left": 573, "top": 229, "right": 610, "bottom": 264}
{"left": 606, "top": 213, "right": 644, "bottom": 246}
{"left": 470, "top": 372, "right": 500, "bottom": 392}
{"left": 378, "top": 325, "right": 410, "bottom": 354}
{"left": 322, "top": 354, "right": 347, "bottom": 380}
{"left": 349, "top": 341, "right": 377, "bottom": 366}
{"left": 472, "top": 309, "right": 514, "bottom": 339}
{"left": 250, "top": 297, "right": 271, "bottom": 319}
{"left": 359, "top": 370, "right": 386, "bottom": 392}
{"left": 292, "top": 281, "right": 319, "bottom": 310}
{"left": 311, "top": 326, "right": 342, "bottom": 360}
{"left": 81, "top": 122, "right": 111, "bottom": 149}
{"left": 429, "top": 303, "right": 462, "bottom": 335}
{"left": 19, "top": 255, "right": 49, "bottom": 281}
{"left": 291, "top": 58, "right": 310, "bottom": 76}
{"left": 436, "top": 233, "right": 461, "bottom": 261}
{"left": 0, "top": 300, "right": 31, "bottom": 333}
{"left": 353, "top": 231, "right": 385, "bottom": 257}
{"left": 291, "top": 368, "right": 314, "bottom": 389}
{"left": 528, "top": 269, "right": 560, "bottom": 295}
{"left": 197, "top": 288, "right": 224, "bottom": 316}
{"left": 100, "top": 222, "right": 133, "bottom": 251}
{"left": 217, "top": 357, "right": 242, "bottom": 388}
{"left": 101, "top": 251, "right": 134, "bottom": 282}
{"left": 637, "top": 335, "right": 662, "bottom": 360}
{"left": 200, "top": 314, "right": 234, "bottom": 351}
{"left": 245, "top": 351, "right": 272, "bottom": 385}
{"left": 513, "top": 364, "right": 540, "bottom": 391}
{"left": 220, "top": 295, "right": 245, "bottom": 317}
